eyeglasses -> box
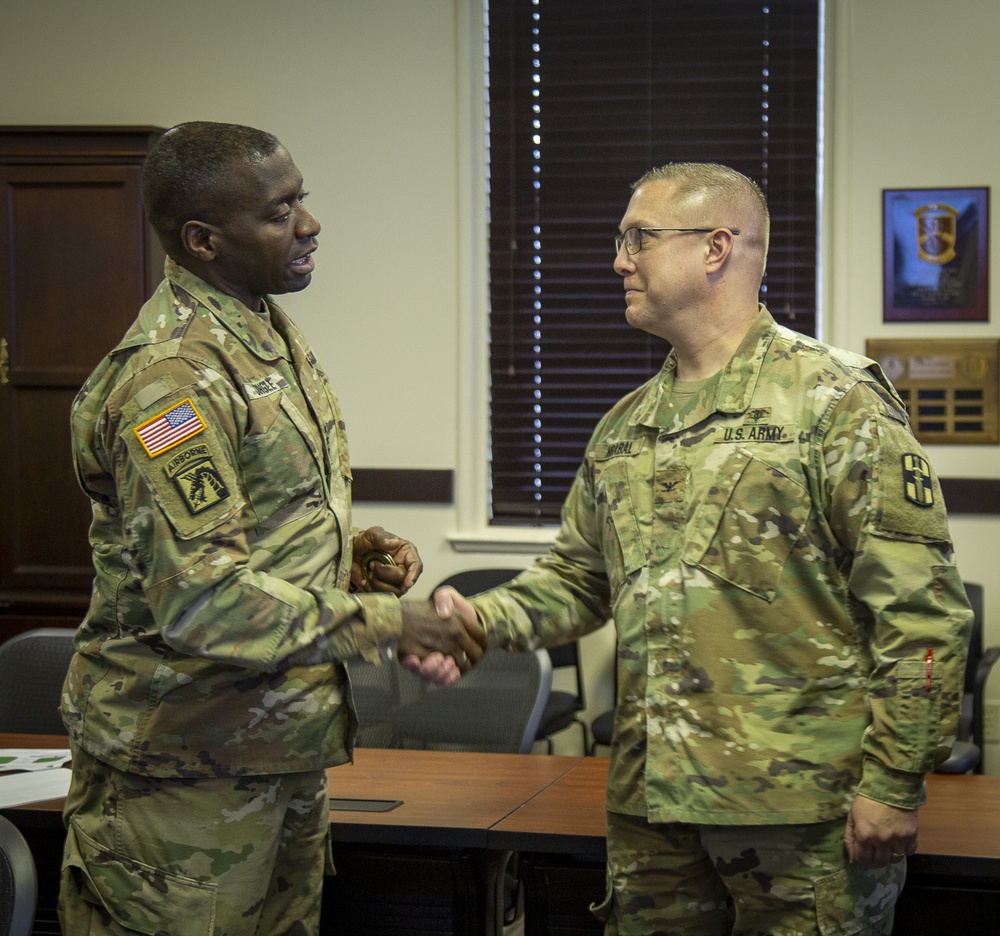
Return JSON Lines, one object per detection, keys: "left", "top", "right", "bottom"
{"left": 614, "top": 226, "right": 740, "bottom": 256}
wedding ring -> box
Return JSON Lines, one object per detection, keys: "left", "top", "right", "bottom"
{"left": 890, "top": 852, "right": 905, "bottom": 862}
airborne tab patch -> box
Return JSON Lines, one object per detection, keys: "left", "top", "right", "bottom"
{"left": 901, "top": 453, "right": 934, "bottom": 507}
{"left": 134, "top": 398, "right": 206, "bottom": 457}
{"left": 165, "top": 443, "right": 231, "bottom": 514}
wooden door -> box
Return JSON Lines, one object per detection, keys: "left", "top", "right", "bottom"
{"left": 0, "top": 127, "right": 164, "bottom": 641}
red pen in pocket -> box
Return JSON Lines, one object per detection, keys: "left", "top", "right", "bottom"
{"left": 925, "top": 647, "right": 934, "bottom": 692}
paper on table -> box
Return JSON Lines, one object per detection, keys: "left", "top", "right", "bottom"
{"left": 0, "top": 766, "right": 72, "bottom": 807}
{"left": 0, "top": 749, "right": 72, "bottom": 771}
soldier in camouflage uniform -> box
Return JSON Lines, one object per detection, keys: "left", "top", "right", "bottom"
{"left": 60, "top": 122, "right": 486, "bottom": 935}
{"left": 439, "top": 164, "right": 971, "bottom": 935}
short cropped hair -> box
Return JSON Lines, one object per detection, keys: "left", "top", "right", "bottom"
{"left": 142, "top": 121, "right": 282, "bottom": 258}
{"left": 633, "top": 162, "right": 770, "bottom": 257}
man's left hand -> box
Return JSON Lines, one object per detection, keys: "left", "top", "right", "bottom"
{"left": 350, "top": 526, "right": 422, "bottom": 595}
{"left": 844, "top": 794, "right": 918, "bottom": 867}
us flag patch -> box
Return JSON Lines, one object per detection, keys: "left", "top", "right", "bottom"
{"left": 134, "top": 399, "right": 207, "bottom": 457}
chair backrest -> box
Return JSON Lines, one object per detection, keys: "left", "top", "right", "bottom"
{"left": 347, "top": 657, "right": 428, "bottom": 748}
{"left": 962, "top": 582, "right": 984, "bottom": 695}
{"left": 0, "top": 815, "right": 37, "bottom": 936}
{"left": 385, "top": 649, "right": 553, "bottom": 754}
{"left": 546, "top": 641, "right": 586, "bottom": 710}
{"left": 0, "top": 628, "right": 77, "bottom": 734}
{"left": 434, "top": 568, "right": 525, "bottom": 596}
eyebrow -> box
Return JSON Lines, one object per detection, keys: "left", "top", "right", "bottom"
{"left": 265, "top": 180, "right": 306, "bottom": 212}
{"left": 267, "top": 194, "right": 298, "bottom": 212}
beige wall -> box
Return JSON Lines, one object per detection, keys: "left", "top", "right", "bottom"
{"left": 827, "top": 0, "right": 1000, "bottom": 771}
{"left": 3, "top": 0, "right": 997, "bottom": 766}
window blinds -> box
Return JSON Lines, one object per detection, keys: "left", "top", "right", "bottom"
{"left": 487, "top": 0, "right": 819, "bottom": 522}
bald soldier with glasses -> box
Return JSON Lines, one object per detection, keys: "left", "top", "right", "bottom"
{"left": 436, "top": 162, "right": 971, "bottom": 935}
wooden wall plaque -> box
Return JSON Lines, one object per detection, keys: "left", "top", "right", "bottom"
{"left": 865, "top": 338, "right": 999, "bottom": 444}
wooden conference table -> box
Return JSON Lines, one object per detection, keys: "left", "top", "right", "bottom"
{"left": 1, "top": 735, "right": 584, "bottom": 935}
{"left": 4, "top": 735, "right": 1000, "bottom": 934}
{"left": 490, "top": 756, "right": 1000, "bottom": 934}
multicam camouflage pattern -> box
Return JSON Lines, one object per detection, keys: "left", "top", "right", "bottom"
{"left": 60, "top": 746, "right": 329, "bottom": 935}
{"left": 472, "top": 305, "right": 971, "bottom": 824}
{"left": 594, "top": 811, "right": 901, "bottom": 935}
{"left": 65, "top": 258, "right": 404, "bottom": 779}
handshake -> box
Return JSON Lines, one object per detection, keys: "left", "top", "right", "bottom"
{"left": 350, "top": 528, "right": 488, "bottom": 687}
{"left": 398, "top": 587, "right": 486, "bottom": 687}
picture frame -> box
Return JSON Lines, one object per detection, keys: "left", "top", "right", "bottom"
{"left": 882, "top": 187, "right": 989, "bottom": 322}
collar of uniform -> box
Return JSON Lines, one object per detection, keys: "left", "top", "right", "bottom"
{"left": 163, "top": 257, "right": 287, "bottom": 363}
{"left": 628, "top": 304, "right": 778, "bottom": 430}
{"left": 712, "top": 303, "right": 777, "bottom": 413}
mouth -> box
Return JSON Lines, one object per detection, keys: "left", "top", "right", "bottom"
{"left": 291, "top": 246, "right": 317, "bottom": 274}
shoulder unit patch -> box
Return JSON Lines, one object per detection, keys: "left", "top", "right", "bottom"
{"left": 901, "top": 453, "right": 934, "bottom": 507}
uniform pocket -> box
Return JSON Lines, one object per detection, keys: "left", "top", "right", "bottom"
{"left": 240, "top": 393, "right": 326, "bottom": 533}
{"left": 683, "top": 450, "right": 810, "bottom": 600}
{"left": 814, "top": 862, "right": 902, "bottom": 935}
{"left": 63, "top": 819, "right": 217, "bottom": 936}
{"left": 593, "top": 456, "right": 646, "bottom": 596}
{"left": 894, "top": 659, "right": 942, "bottom": 772}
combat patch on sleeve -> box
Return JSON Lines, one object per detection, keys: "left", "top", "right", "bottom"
{"left": 901, "top": 453, "right": 934, "bottom": 507}
{"left": 133, "top": 398, "right": 206, "bottom": 457}
{"left": 164, "top": 443, "right": 231, "bottom": 515}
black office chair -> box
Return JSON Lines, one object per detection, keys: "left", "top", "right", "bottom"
{"left": 589, "top": 661, "right": 617, "bottom": 755}
{"left": 589, "top": 708, "right": 614, "bottom": 755}
{"left": 346, "top": 655, "right": 427, "bottom": 749}
{"left": 386, "top": 649, "right": 552, "bottom": 755}
{"left": 535, "top": 642, "right": 589, "bottom": 754}
{"left": 0, "top": 815, "right": 37, "bottom": 936}
{"left": 936, "top": 583, "right": 998, "bottom": 774}
{"left": 345, "top": 593, "right": 552, "bottom": 933}
{"left": 0, "top": 628, "right": 77, "bottom": 734}
{"left": 434, "top": 568, "right": 591, "bottom": 753}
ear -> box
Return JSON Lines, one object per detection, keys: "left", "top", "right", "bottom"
{"left": 180, "top": 220, "right": 221, "bottom": 263}
{"left": 704, "top": 228, "right": 736, "bottom": 273}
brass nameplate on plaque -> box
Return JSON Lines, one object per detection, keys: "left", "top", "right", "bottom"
{"left": 865, "top": 338, "right": 999, "bottom": 445}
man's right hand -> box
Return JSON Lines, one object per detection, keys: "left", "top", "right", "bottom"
{"left": 398, "top": 598, "right": 487, "bottom": 681}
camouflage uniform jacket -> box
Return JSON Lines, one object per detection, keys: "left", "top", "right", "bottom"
{"left": 65, "top": 259, "right": 403, "bottom": 779}
{"left": 472, "top": 305, "right": 971, "bottom": 825}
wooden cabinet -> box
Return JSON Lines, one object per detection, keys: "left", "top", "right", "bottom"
{"left": 0, "top": 126, "right": 164, "bottom": 643}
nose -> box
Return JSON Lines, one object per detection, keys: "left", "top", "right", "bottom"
{"left": 613, "top": 243, "right": 633, "bottom": 276}
{"left": 296, "top": 205, "right": 321, "bottom": 239}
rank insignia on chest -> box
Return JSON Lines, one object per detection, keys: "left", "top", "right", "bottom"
{"left": 902, "top": 453, "right": 934, "bottom": 507}
{"left": 134, "top": 398, "right": 206, "bottom": 457}
{"left": 165, "top": 443, "right": 231, "bottom": 514}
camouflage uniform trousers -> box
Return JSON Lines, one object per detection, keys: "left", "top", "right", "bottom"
{"left": 59, "top": 746, "right": 332, "bottom": 935}
{"left": 592, "top": 810, "right": 904, "bottom": 936}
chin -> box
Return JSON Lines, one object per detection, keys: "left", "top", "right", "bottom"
{"left": 284, "top": 274, "right": 312, "bottom": 294}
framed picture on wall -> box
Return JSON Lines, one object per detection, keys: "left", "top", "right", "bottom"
{"left": 883, "top": 187, "right": 989, "bottom": 322}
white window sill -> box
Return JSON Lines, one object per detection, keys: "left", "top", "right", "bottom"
{"left": 448, "top": 526, "right": 558, "bottom": 554}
